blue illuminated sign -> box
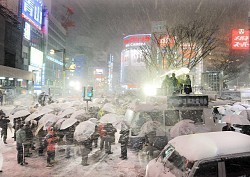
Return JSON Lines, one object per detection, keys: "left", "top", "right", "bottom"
{"left": 22, "top": 0, "right": 43, "bottom": 30}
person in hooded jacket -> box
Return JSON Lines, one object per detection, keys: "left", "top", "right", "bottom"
{"left": 45, "top": 127, "right": 59, "bottom": 167}
{"left": 0, "top": 131, "right": 3, "bottom": 172}
{"left": 118, "top": 129, "right": 129, "bottom": 160}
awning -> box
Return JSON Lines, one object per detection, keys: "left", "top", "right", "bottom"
{"left": 0, "top": 65, "right": 34, "bottom": 80}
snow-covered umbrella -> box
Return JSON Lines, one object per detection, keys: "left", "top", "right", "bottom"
{"left": 101, "top": 103, "right": 116, "bottom": 113}
{"left": 230, "top": 104, "right": 246, "bottom": 112}
{"left": 99, "top": 113, "right": 121, "bottom": 124}
{"left": 54, "top": 118, "right": 67, "bottom": 129}
{"left": 222, "top": 114, "right": 250, "bottom": 125}
{"left": 74, "top": 120, "right": 95, "bottom": 142}
{"left": 88, "top": 118, "right": 98, "bottom": 124}
{"left": 138, "top": 121, "right": 165, "bottom": 137}
{"left": 60, "top": 118, "right": 78, "bottom": 130}
{"left": 38, "top": 113, "right": 57, "bottom": 125}
{"left": 58, "top": 107, "right": 76, "bottom": 118}
{"left": 43, "top": 115, "right": 59, "bottom": 130}
{"left": 170, "top": 119, "right": 196, "bottom": 139}
{"left": 238, "top": 110, "right": 250, "bottom": 121}
{"left": 25, "top": 112, "right": 40, "bottom": 123}
{"left": 11, "top": 110, "right": 30, "bottom": 119}
{"left": 113, "top": 120, "right": 130, "bottom": 130}
{"left": 69, "top": 109, "right": 86, "bottom": 119}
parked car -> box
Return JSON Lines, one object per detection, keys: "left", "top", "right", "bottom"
{"left": 145, "top": 131, "right": 250, "bottom": 177}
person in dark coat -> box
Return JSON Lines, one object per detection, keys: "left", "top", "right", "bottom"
{"left": 0, "top": 91, "right": 3, "bottom": 106}
{"left": 80, "top": 138, "right": 92, "bottom": 166}
{"left": 222, "top": 123, "right": 235, "bottom": 131}
{"left": 183, "top": 74, "right": 192, "bottom": 94}
{"left": 0, "top": 113, "right": 10, "bottom": 144}
{"left": 161, "top": 75, "right": 171, "bottom": 95}
{"left": 16, "top": 124, "right": 28, "bottom": 165}
{"left": 104, "top": 123, "right": 117, "bottom": 154}
{"left": 91, "top": 125, "right": 99, "bottom": 148}
{"left": 24, "top": 122, "right": 34, "bottom": 157}
{"left": 170, "top": 73, "right": 178, "bottom": 95}
{"left": 118, "top": 129, "right": 129, "bottom": 160}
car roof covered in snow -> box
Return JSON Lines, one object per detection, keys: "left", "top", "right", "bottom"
{"left": 168, "top": 131, "right": 250, "bottom": 161}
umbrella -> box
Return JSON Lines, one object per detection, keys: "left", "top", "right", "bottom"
{"left": 25, "top": 112, "right": 40, "bottom": 123}
{"left": 102, "top": 103, "right": 116, "bottom": 113}
{"left": 99, "top": 113, "right": 121, "bottom": 124}
{"left": 74, "top": 120, "right": 95, "bottom": 142}
{"left": 113, "top": 120, "right": 130, "bottom": 130}
{"left": 170, "top": 119, "right": 197, "bottom": 139}
{"left": 11, "top": 110, "right": 30, "bottom": 119}
{"left": 88, "top": 118, "right": 98, "bottom": 124}
{"left": 38, "top": 114, "right": 57, "bottom": 125}
{"left": 70, "top": 109, "right": 86, "bottom": 119}
{"left": 43, "top": 116, "right": 59, "bottom": 130}
{"left": 238, "top": 110, "right": 250, "bottom": 121}
{"left": 54, "top": 118, "right": 67, "bottom": 129}
{"left": 230, "top": 104, "right": 246, "bottom": 112}
{"left": 60, "top": 118, "right": 78, "bottom": 130}
{"left": 222, "top": 114, "right": 250, "bottom": 125}
{"left": 35, "top": 123, "right": 45, "bottom": 136}
{"left": 138, "top": 121, "right": 165, "bottom": 137}
{"left": 58, "top": 107, "right": 76, "bottom": 118}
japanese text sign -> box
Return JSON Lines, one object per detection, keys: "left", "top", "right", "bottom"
{"left": 231, "top": 29, "right": 249, "bottom": 50}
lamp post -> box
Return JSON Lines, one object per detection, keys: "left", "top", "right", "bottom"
{"left": 50, "top": 48, "right": 66, "bottom": 97}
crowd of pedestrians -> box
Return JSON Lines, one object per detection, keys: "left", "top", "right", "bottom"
{"left": 0, "top": 107, "right": 131, "bottom": 173}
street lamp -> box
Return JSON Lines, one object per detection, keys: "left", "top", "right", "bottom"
{"left": 50, "top": 48, "right": 66, "bottom": 97}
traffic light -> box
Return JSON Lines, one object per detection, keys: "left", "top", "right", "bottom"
{"left": 87, "top": 86, "right": 93, "bottom": 97}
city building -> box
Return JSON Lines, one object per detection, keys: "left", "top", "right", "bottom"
{"left": 0, "top": 2, "right": 34, "bottom": 97}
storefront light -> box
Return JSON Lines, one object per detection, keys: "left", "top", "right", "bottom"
{"left": 17, "top": 79, "right": 23, "bottom": 81}
{"left": 0, "top": 77, "right": 5, "bottom": 79}
{"left": 8, "top": 78, "right": 14, "bottom": 80}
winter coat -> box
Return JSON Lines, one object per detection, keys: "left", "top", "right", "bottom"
{"left": 45, "top": 127, "right": 59, "bottom": 151}
{"left": 105, "top": 124, "right": 117, "bottom": 136}
{"left": 0, "top": 118, "right": 10, "bottom": 129}
{"left": 118, "top": 130, "right": 129, "bottom": 144}
{"left": 81, "top": 138, "right": 92, "bottom": 151}
{"left": 98, "top": 124, "right": 106, "bottom": 137}
{"left": 16, "top": 128, "right": 26, "bottom": 144}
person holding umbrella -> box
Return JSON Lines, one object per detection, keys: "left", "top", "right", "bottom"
{"left": 80, "top": 137, "right": 92, "bottom": 166}
{"left": 118, "top": 129, "right": 129, "bottom": 160}
{"left": 45, "top": 127, "right": 59, "bottom": 167}
{"left": 16, "top": 124, "right": 28, "bottom": 165}
{"left": 0, "top": 112, "right": 10, "bottom": 144}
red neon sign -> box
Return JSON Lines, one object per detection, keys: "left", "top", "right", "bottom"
{"left": 231, "top": 29, "right": 249, "bottom": 50}
{"left": 123, "top": 34, "right": 151, "bottom": 44}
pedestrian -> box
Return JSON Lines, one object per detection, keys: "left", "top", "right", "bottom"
{"left": 91, "top": 125, "right": 99, "bottom": 148}
{"left": 183, "top": 74, "right": 192, "bottom": 94}
{"left": 45, "top": 127, "right": 59, "bottom": 167}
{"left": 0, "top": 90, "right": 3, "bottom": 106}
{"left": 118, "top": 129, "right": 129, "bottom": 160}
{"left": 16, "top": 124, "right": 28, "bottom": 165}
{"left": 104, "top": 123, "right": 117, "bottom": 154}
{"left": 98, "top": 123, "right": 106, "bottom": 151}
{"left": 161, "top": 75, "right": 171, "bottom": 95}
{"left": 222, "top": 123, "right": 235, "bottom": 131}
{"left": 80, "top": 137, "right": 92, "bottom": 166}
{"left": 170, "top": 73, "right": 178, "bottom": 95}
{"left": 0, "top": 113, "right": 10, "bottom": 144}
{"left": 64, "top": 125, "right": 76, "bottom": 159}
{"left": 0, "top": 129, "right": 3, "bottom": 172}
{"left": 24, "top": 121, "right": 34, "bottom": 157}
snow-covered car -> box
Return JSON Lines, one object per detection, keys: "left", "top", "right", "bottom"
{"left": 145, "top": 131, "right": 250, "bottom": 177}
